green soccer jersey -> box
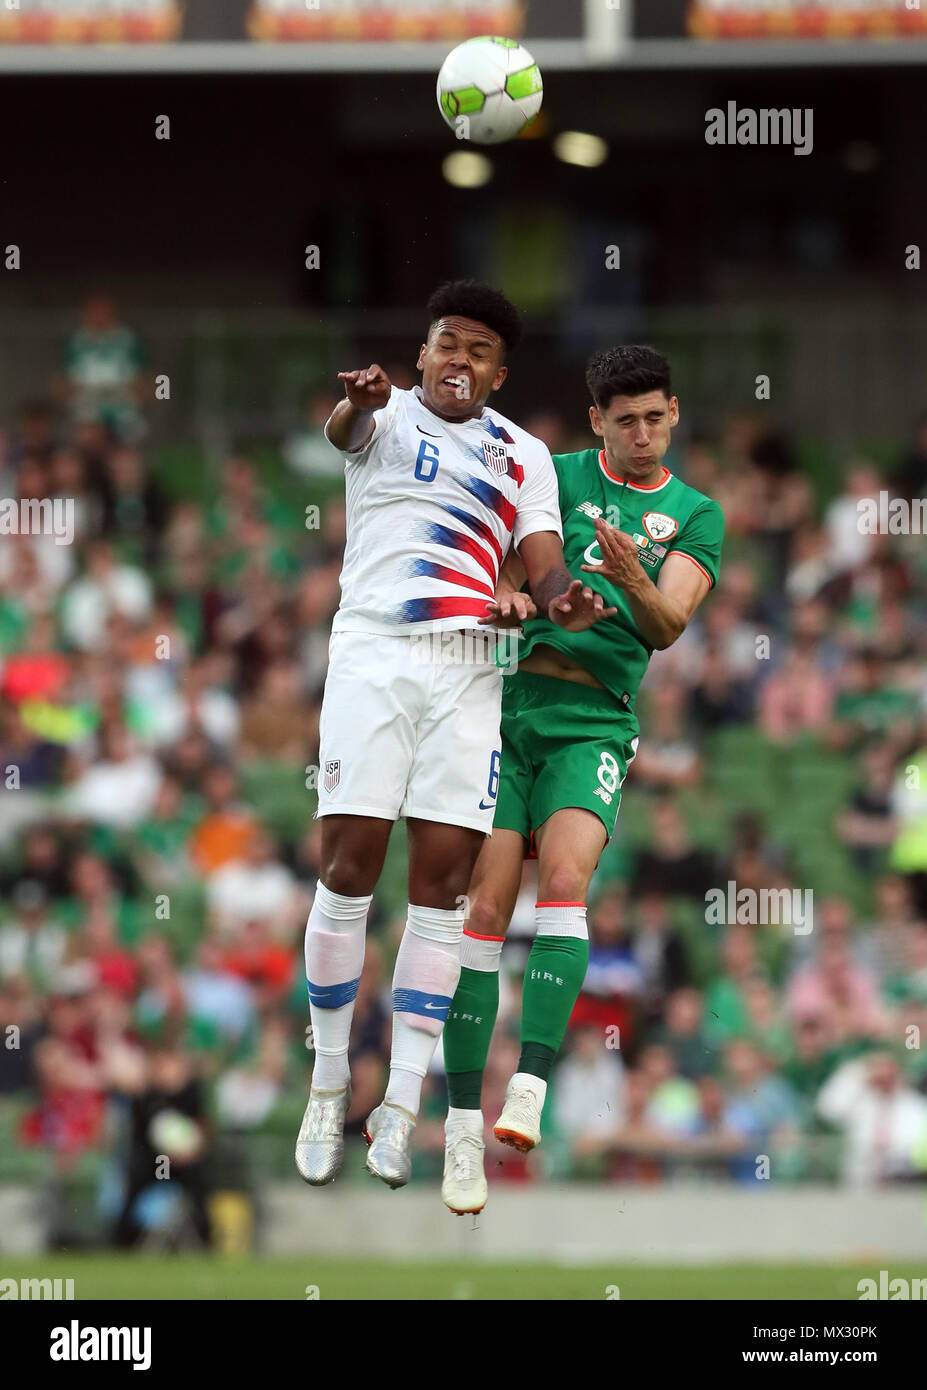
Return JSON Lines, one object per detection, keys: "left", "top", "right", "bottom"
{"left": 518, "top": 448, "right": 725, "bottom": 719}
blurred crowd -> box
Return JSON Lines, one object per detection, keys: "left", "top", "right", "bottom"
{"left": 1, "top": 296, "right": 927, "bottom": 1246}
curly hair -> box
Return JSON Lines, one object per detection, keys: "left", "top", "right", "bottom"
{"left": 426, "top": 280, "right": 523, "bottom": 354}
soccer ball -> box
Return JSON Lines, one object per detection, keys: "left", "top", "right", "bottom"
{"left": 437, "top": 36, "right": 543, "bottom": 146}
{"left": 149, "top": 1109, "right": 202, "bottom": 1161}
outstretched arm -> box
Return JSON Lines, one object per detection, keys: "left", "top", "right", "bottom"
{"left": 325, "top": 363, "right": 392, "bottom": 452}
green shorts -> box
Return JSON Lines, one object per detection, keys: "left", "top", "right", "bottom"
{"left": 494, "top": 670, "right": 639, "bottom": 847}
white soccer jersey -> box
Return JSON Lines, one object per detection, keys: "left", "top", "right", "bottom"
{"left": 325, "top": 385, "right": 562, "bottom": 634}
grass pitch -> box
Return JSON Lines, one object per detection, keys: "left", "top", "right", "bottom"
{"left": 1, "top": 1255, "right": 918, "bottom": 1300}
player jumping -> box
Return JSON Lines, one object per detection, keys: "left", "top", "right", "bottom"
{"left": 295, "top": 281, "right": 614, "bottom": 1190}
{"left": 440, "top": 345, "right": 725, "bottom": 1214}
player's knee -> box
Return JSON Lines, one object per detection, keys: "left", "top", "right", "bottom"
{"left": 320, "top": 849, "right": 371, "bottom": 898}
{"left": 540, "top": 865, "right": 588, "bottom": 907}
{"left": 465, "top": 894, "right": 508, "bottom": 940}
{"left": 411, "top": 865, "right": 472, "bottom": 910}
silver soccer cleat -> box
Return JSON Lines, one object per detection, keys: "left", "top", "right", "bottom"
{"left": 364, "top": 1102, "right": 417, "bottom": 1189}
{"left": 295, "top": 1085, "right": 352, "bottom": 1185}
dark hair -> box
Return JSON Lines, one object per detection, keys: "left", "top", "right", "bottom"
{"left": 426, "top": 280, "right": 523, "bottom": 354}
{"left": 585, "top": 345, "right": 672, "bottom": 411}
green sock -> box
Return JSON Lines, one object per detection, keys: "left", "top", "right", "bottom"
{"left": 519, "top": 934, "right": 589, "bottom": 1079}
{"left": 444, "top": 965, "right": 500, "bottom": 1110}
{"left": 518, "top": 1040, "right": 557, "bottom": 1083}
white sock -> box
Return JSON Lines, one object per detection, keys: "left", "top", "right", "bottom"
{"left": 460, "top": 928, "right": 505, "bottom": 972}
{"left": 305, "top": 881, "right": 372, "bottom": 1091}
{"left": 535, "top": 901, "right": 588, "bottom": 939}
{"left": 510, "top": 1070, "right": 548, "bottom": 1110}
{"left": 447, "top": 1106, "right": 483, "bottom": 1130}
{"left": 384, "top": 903, "right": 463, "bottom": 1120}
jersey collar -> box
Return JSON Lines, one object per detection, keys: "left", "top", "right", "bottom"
{"left": 598, "top": 450, "right": 672, "bottom": 491}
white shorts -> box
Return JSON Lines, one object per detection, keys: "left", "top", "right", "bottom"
{"left": 317, "top": 629, "right": 504, "bottom": 833}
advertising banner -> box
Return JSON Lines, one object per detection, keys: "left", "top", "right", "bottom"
{"left": 245, "top": 1, "right": 527, "bottom": 43}
{"left": 0, "top": 0, "right": 183, "bottom": 42}
{"left": 687, "top": 1, "right": 927, "bottom": 39}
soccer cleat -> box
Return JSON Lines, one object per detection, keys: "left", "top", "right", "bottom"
{"left": 295, "top": 1084, "right": 351, "bottom": 1185}
{"left": 441, "top": 1124, "right": 488, "bottom": 1216}
{"left": 364, "top": 1102, "right": 416, "bottom": 1189}
{"left": 493, "top": 1078, "right": 543, "bottom": 1153}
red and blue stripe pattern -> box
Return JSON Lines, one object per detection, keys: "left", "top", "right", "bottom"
{"left": 394, "top": 594, "right": 495, "bottom": 623}
{"left": 388, "top": 425, "right": 524, "bottom": 624}
{"left": 441, "top": 503, "right": 505, "bottom": 566}
{"left": 415, "top": 519, "right": 498, "bottom": 582}
{"left": 406, "top": 558, "right": 495, "bottom": 598}
{"left": 453, "top": 473, "right": 517, "bottom": 531}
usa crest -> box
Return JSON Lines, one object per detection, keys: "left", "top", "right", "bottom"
{"left": 323, "top": 760, "right": 341, "bottom": 792}
{"left": 641, "top": 510, "right": 678, "bottom": 542}
{"left": 482, "top": 441, "right": 509, "bottom": 476}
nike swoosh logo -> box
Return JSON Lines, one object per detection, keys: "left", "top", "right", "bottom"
{"left": 416, "top": 424, "right": 442, "bottom": 437}
{"left": 479, "top": 799, "right": 496, "bottom": 810}
{"left": 424, "top": 1001, "right": 443, "bottom": 1010}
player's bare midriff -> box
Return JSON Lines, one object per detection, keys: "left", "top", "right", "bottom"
{"left": 518, "top": 643, "right": 606, "bottom": 690}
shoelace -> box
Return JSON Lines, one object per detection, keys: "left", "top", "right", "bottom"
{"left": 508, "top": 1087, "right": 539, "bottom": 1115}
{"left": 447, "top": 1129, "right": 483, "bottom": 1182}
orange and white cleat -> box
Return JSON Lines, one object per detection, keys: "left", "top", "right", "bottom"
{"left": 493, "top": 1078, "right": 543, "bottom": 1153}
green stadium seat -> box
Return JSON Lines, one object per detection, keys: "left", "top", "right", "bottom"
{"left": 239, "top": 760, "right": 316, "bottom": 843}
